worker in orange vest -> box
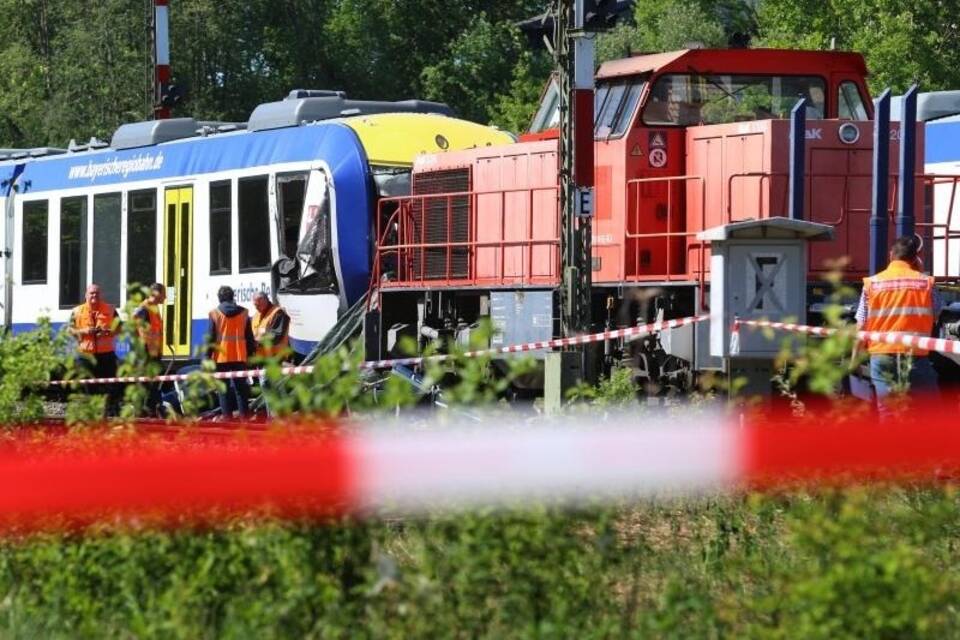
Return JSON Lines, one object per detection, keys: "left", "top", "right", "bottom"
{"left": 69, "top": 283, "right": 121, "bottom": 413}
{"left": 855, "top": 235, "right": 941, "bottom": 414}
{"left": 251, "top": 292, "right": 290, "bottom": 360}
{"left": 205, "top": 285, "right": 255, "bottom": 418}
{"left": 252, "top": 291, "right": 291, "bottom": 417}
{"left": 133, "top": 283, "right": 166, "bottom": 360}
{"left": 133, "top": 283, "right": 166, "bottom": 415}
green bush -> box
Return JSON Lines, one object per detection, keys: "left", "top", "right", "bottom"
{"left": 1, "top": 310, "right": 959, "bottom": 637}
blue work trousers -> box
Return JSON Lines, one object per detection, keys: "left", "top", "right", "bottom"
{"left": 216, "top": 362, "right": 250, "bottom": 418}
{"left": 868, "top": 354, "right": 939, "bottom": 419}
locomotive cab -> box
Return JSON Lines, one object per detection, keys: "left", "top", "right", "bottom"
{"left": 530, "top": 48, "right": 877, "bottom": 284}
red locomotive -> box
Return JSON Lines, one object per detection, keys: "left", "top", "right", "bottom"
{"left": 367, "top": 48, "right": 958, "bottom": 385}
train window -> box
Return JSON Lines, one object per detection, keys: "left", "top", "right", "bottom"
{"left": 92, "top": 193, "right": 122, "bottom": 306}
{"left": 595, "top": 83, "right": 625, "bottom": 137}
{"left": 209, "top": 181, "right": 232, "bottom": 275}
{"left": 276, "top": 173, "right": 307, "bottom": 258}
{"left": 238, "top": 175, "right": 271, "bottom": 272}
{"left": 838, "top": 81, "right": 868, "bottom": 120}
{"left": 21, "top": 200, "right": 48, "bottom": 284}
{"left": 127, "top": 189, "right": 157, "bottom": 291}
{"left": 594, "top": 80, "right": 645, "bottom": 139}
{"left": 643, "top": 74, "right": 827, "bottom": 126}
{"left": 594, "top": 84, "right": 609, "bottom": 120}
{"left": 529, "top": 78, "right": 561, "bottom": 133}
{"left": 59, "top": 197, "right": 87, "bottom": 307}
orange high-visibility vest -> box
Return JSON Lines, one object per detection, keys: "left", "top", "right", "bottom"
{"left": 862, "top": 260, "right": 935, "bottom": 355}
{"left": 72, "top": 302, "right": 118, "bottom": 355}
{"left": 210, "top": 308, "right": 249, "bottom": 363}
{"left": 252, "top": 304, "right": 290, "bottom": 359}
{"left": 137, "top": 303, "right": 163, "bottom": 358}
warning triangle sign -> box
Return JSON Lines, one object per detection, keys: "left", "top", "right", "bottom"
{"left": 630, "top": 144, "right": 642, "bottom": 156}
{"left": 649, "top": 132, "right": 666, "bottom": 148}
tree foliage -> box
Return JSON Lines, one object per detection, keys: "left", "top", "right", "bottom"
{"left": 756, "top": 0, "right": 960, "bottom": 93}
{"left": 0, "top": 1, "right": 957, "bottom": 146}
{"left": 0, "top": 0, "right": 548, "bottom": 147}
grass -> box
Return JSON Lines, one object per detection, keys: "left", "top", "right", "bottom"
{"left": 0, "top": 488, "right": 957, "bottom": 638}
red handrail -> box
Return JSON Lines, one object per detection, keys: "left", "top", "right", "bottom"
{"left": 374, "top": 186, "right": 561, "bottom": 289}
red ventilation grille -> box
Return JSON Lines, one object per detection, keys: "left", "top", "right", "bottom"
{"left": 411, "top": 168, "right": 471, "bottom": 280}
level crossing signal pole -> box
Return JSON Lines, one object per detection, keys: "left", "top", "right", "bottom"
{"left": 151, "top": 0, "right": 171, "bottom": 119}
{"left": 555, "top": 0, "right": 608, "bottom": 340}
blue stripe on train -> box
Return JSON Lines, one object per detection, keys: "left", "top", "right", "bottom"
{"left": 4, "top": 121, "right": 373, "bottom": 305}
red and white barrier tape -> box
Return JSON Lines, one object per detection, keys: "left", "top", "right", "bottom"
{"left": 49, "top": 315, "right": 708, "bottom": 387}
{"left": 0, "top": 406, "right": 957, "bottom": 531}
{"left": 731, "top": 318, "right": 960, "bottom": 355}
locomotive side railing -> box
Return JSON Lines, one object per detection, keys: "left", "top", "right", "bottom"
{"left": 624, "top": 175, "right": 706, "bottom": 283}
{"left": 725, "top": 172, "right": 960, "bottom": 280}
{"left": 725, "top": 171, "right": 905, "bottom": 226}
{"left": 727, "top": 170, "right": 886, "bottom": 279}
{"left": 373, "top": 186, "right": 561, "bottom": 289}
{"left": 623, "top": 175, "right": 708, "bottom": 309}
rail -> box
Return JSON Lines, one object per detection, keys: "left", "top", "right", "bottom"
{"left": 373, "top": 186, "right": 561, "bottom": 289}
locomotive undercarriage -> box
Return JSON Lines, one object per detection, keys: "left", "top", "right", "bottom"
{"left": 373, "top": 283, "right": 700, "bottom": 395}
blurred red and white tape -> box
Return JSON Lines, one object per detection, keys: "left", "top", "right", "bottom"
{"left": 0, "top": 403, "right": 955, "bottom": 532}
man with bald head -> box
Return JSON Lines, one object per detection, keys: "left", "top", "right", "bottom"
{"left": 70, "top": 283, "right": 121, "bottom": 412}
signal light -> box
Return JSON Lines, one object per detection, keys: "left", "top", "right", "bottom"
{"left": 159, "top": 82, "right": 185, "bottom": 109}
{"left": 583, "top": 0, "right": 619, "bottom": 31}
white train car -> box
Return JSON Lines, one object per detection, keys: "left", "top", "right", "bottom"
{"left": 926, "top": 113, "right": 960, "bottom": 278}
{"left": 893, "top": 91, "right": 960, "bottom": 277}
{"left": 0, "top": 93, "right": 512, "bottom": 360}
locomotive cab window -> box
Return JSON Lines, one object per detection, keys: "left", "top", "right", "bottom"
{"left": 21, "top": 200, "right": 48, "bottom": 284}
{"left": 594, "top": 79, "right": 645, "bottom": 139}
{"left": 529, "top": 78, "right": 561, "bottom": 133}
{"left": 59, "top": 196, "right": 87, "bottom": 307}
{"left": 838, "top": 81, "right": 869, "bottom": 120}
{"left": 238, "top": 175, "right": 271, "bottom": 272}
{"left": 209, "top": 180, "right": 232, "bottom": 275}
{"left": 276, "top": 172, "right": 307, "bottom": 258}
{"left": 643, "top": 74, "right": 827, "bottom": 126}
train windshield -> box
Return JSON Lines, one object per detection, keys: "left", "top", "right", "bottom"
{"left": 643, "top": 74, "right": 827, "bottom": 126}
{"left": 290, "top": 169, "right": 337, "bottom": 292}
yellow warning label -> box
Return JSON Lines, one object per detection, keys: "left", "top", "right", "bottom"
{"left": 630, "top": 144, "right": 642, "bottom": 156}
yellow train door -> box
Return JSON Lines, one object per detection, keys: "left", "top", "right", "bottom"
{"left": 162, "top": 187, "right": 194, "bottom": 357}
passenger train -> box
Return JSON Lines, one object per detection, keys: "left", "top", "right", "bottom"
{"left": 0, "top": 91, "right": 511, "bottom": 359}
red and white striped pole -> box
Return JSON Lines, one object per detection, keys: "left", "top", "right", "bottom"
{"left": 153, "top": 0, "right": 171, "bottom": 120}
{"left": 572, "top": 0, "right": 594, "bottom": 194}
